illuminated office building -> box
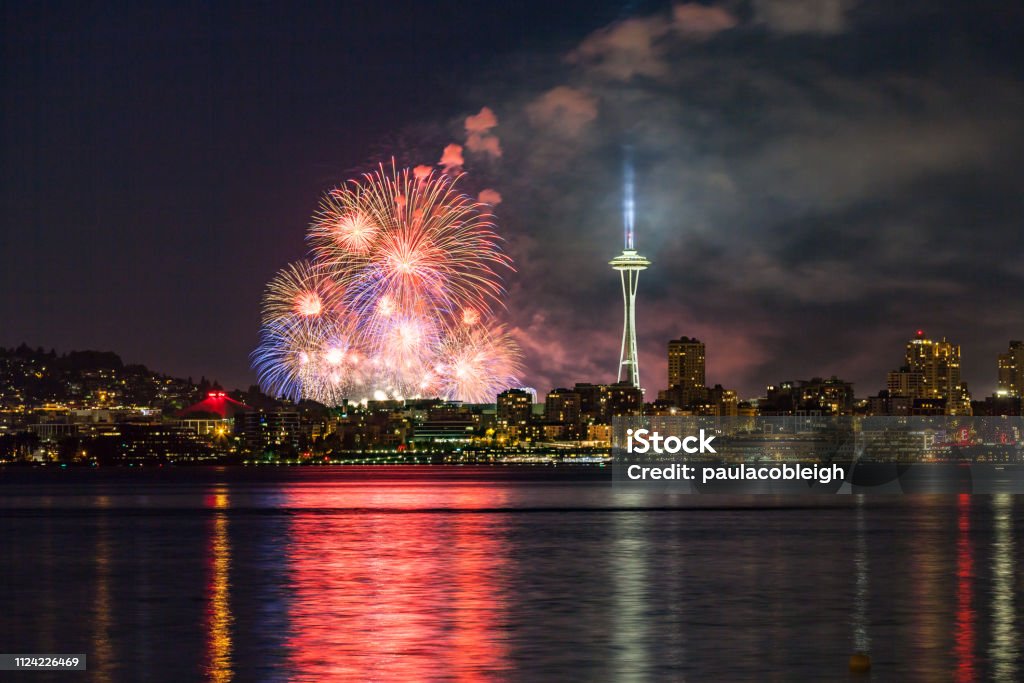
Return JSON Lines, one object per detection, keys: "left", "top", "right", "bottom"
{"left": 886, "top": 367, "right": 924, "bottom": 397}
{"left": 901, "top": 330, "right": 971, "bottom": 415}
{"left": 905, "top": 330, "right": 961, "bottom": 399}
{"left": 667, "top": 337, "right": 706, "bottom": 400}
{"left": 998, "top": 340, "right": 1024, "bottom": 396}
{"left": 497, "top": 388, "right": 532, "bottom": 427}
{"left": 544, "top": 388, "right": 581, "bottom": 425}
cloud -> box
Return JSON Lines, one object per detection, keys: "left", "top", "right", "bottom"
{"left": 507, "top": 297, "right": 774, "bottom": 395}
{"left": 508, "top": 312, "right": 619, "bottom": 391}
{"left": 464, "top": 106, "right": 503, "bottom": 158}
{"left": 463, "top": 1, "right": 1024, "bottom": 399}
{"left": 570, "top": 15, "right": 672, "bottom": 80}
{"left": 478, "top": 188, "right": 502, "bottom": 205}
{"left": 465, "top": 106, "right": 498, "bottom": 133}
{"left": 568, "top": 4, "right": 737, "bottom": 80}
{"left": 752, "top": 0, "right": 857, "bottom": 35}
{"left": 466, "top": 133, "right": 502, "bottom": 158}
{"left": 438, "top": 143, "right": 464, "bottom": 173}
{"left": 721, "top": 253, "right": 964, "bottom": 305}
{"left": 742, "top": 111, "right": 1004, "bottom": 211}
{"left": 672, "top": 3, "right": 739, "bottom": 37}
{"left": 525, "top": 86, "right": 599, "bottom": 137}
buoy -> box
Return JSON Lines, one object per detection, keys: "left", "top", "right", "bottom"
{"left": 848, "top": 653, "right": 871, "bottom": 673}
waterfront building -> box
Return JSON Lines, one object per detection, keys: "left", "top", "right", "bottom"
{"left": 998, "top": 340, "right": 1024, "bottom": 396}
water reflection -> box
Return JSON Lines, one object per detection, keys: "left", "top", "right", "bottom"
{"left": 908, "top": 497, "right": 946, "bottom": 679}
{"left": 990, "top": 494, "right": 1017, "bottom": 680}
{"left": 91, "top": 496, "right": 113, "bottom": 683}
{"left": 6, "top": 474, "right": 1024, "bottom": 680}
{"left": 204, "top": 492, "right": 233, "bottom": 682}
{"left": 955, "top": 493, "right": 975, "bottom": 683}
{"left": 449, "top": 512, "right": 511, "bottom": 681}
{"left": 851, "top": 495, "right": 870, "bottom": 655}
{"left": 283, "top": 485, "right": 511, "bottom": 681}
{"left": 612, "top": 513, "right": 649, "bottom": 680}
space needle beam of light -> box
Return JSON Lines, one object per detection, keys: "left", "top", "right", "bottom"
{"left": 623, "top": 147, "right": 635, "bottom": 250}
{"left": 610, "top": 147, "right": 649, "bottom": 389}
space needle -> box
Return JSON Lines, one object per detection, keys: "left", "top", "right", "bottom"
{"left": 609, "top": 152, "right": 650, "bottom": 389}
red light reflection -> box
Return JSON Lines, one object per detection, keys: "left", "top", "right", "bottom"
{"left": 283, "top": 483, "right": 511, "bottom": 680}
{"left": 954, "top": 494, "right": 975, "bottom": 683}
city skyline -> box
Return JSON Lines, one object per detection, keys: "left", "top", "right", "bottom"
{"left": 5, "top": 332, "right": 1023, "bottom": 468}
{"left": 4, "top": 327, "right": 1019, "bottom": 405}
{"left": 4, "top": 4, "right": 1023, "bottom": 682}
{"left": 3, "top": 1, "right": 1023, "bottom": 398}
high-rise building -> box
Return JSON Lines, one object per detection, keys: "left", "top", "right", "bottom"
{"left": 998, "top": 340, "right": 1024, "bottom": 396}
{"left": 905, "top": 330, "right": 962, "bottom": 399}
{"left": 497, "top": 389, "right": 532, "bottom": 427}
{"left": 886, "top": 367, "right": 924, "bottom": 397}
{"left": 544, "top": 388, "right": 581, "bottom": 425}
{"left": 667, "top": 336, "right": 706, "bottom": 402}
{"left": 896, "top": 330, "right": 971, "bottom": 415}
{"left": 610, "top": 151, "right": 649, "bottom": 389}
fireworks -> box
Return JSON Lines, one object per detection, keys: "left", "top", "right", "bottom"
{"left": 260, "top": 260, "right": 341, "bottom": 325}
{"left": 435, "top": 325, "right": 521, "bottom": 404}
{"left": 252, "top": 163, "right": 521, "bottom": 404}
{"left": 251, "top": 315, "right": 363, "bottom": 405}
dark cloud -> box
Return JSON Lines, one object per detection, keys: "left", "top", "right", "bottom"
{"left": 751, "top": 0, "right": 856, "bottom": 34}
{"left": 464, "top": 0, "right": 1024, "bottom": 398}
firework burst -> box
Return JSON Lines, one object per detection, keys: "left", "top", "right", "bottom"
{"left": 435, "top": 325, "right": 522, "bottom": 405}
{"left": 260, "top": 260, "right": 342, "bottom": 325}
{"left": 319, "top": 165, "right": 510, "bottom": 325}
{"left": 253, "top": 163, "right": 521, "bottom": 404}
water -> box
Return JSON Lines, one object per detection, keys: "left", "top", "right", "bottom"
{"left": 0, "top": 466, "right": 1020, "bottom": 681}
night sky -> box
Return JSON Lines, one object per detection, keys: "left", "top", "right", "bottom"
{"left": 3, "top": 0, "right": 1023, "bottom": 399}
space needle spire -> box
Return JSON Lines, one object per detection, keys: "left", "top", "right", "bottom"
{"left": 610, "top": 148, "right": 649, "bottom": 389}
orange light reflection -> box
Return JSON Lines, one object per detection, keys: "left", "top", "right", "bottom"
{"left": 204, "top": 492, "right": 233, "bottom": 682}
